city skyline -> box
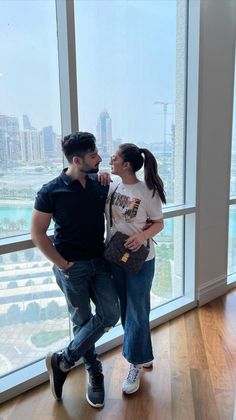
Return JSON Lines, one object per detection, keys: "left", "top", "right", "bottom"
{"left": 0, "top": 0, "right": 177, "bottom": 144}
{"left": 0, "top": 107, "right": 175, "bottom": 169}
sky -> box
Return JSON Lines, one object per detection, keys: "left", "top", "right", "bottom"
{"left": 0, "top": 0, "right": 182, "bottom": 144}
{"left": 0, "top": 0, "right": 60, "bottom": 132}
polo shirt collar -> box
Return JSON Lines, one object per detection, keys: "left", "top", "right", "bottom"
{"left": 60, "top": 168, "right": 89, "bottom": 186}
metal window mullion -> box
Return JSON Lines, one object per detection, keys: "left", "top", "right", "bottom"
{"left": 55, "top": 0, "right": 79, "bottom": 165}
{"left": 184, "top": 0, "right": 200, "bottom": 303}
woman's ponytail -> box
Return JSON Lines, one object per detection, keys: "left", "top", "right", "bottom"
{"left": 118, "top": 143, "right": 166, "bottom": 204}
{"left": 140, "top": 148, "right": 166, "bottom": 204}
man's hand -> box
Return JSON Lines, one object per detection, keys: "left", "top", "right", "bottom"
{"left": 59, "top": 261, "right": 74, "bottom": 272}
{"left": 98, "top": 171, "right": 112, "bottom": 186}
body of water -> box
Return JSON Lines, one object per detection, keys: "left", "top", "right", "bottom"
{"left": 3, "top": 204, "right": 235, "bottom": 237}
{"left": 0, "top": 205, "right": 33, "bottom": 231}
{"left": 0, "top": 204, "right": 176, "bottom": 236}
{"left": 0, "top": 205, "right": 33, "bottom": 219}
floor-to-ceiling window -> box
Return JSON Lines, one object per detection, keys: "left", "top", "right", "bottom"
{"left": 1, "top": 0, "right": 198, "bottom": 403}
{"left": 74, "top": 0, "right": 193, "bottom": 313}
{"left": 0, "top": 0, "right": 71, "bottom": 382}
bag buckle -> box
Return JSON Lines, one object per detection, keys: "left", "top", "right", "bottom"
{"left": 121, "top": 252, "right": 130, "bottom": 263}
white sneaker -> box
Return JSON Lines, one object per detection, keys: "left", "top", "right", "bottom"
{"left": 122, "top": 364, "right": 142, "bottom": 394}
{"left": 143, "top": 361, "right": 153, "bottom": 368}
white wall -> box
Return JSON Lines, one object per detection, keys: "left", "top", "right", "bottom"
{"left": 196, "top": 0, "right": 236, "bottom": 304}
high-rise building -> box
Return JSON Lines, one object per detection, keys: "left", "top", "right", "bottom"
{"left": 96, "top": 109, "right": 112, "bottom": 155}
{"left": 0, "top": 115, "right": 20, "bottom": 168}
{"left": 20, "top": 130, "right": 44, "bottom": 163}
{"left": 22, "top": 114, "right": 35, "bottom": 131}
{"left": 0, "top": 130, "right": 8, "bottom": 170}
{"left": 42, "top": 126, "right": 56, "bottom": 158}
{"left": 55, "top": 134, "right": 63, "bottom": 159}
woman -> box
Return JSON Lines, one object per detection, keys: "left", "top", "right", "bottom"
{"left": 106, "top": 143, "right": 166, "bottom": 395}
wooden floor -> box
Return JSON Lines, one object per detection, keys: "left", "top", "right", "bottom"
{"left": 2, "top": 289, "right": 236, "bottom": 420}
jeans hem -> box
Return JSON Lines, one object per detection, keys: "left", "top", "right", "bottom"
{"left": 122, "top": 351, "right": 154, "bottom": 365}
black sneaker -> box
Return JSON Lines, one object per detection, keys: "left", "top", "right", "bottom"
{"left": 86, "top": 372, "right": 105, "bottom": 408}
{"left": 45, "top": 352, "right": 69, "bottom": 400}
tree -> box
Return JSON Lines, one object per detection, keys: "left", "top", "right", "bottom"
{"left": 43, "top": 277, "right": 53, "bottom": 285}
{"left": 0, "top": 313, "right": 7, "bottom": 326}
{"left": 39, "top": 307, "right": 47, "bottom": 321}
{"left": 46, "top": 301, "right": 60, "bottom": 319}
{"left": 25, "top": 248, "right": 35, "bottom": 261}
{"left": 25, "top": 302, "right": 41, "bottom": 322}
{"left": 25, "top": 280, "right": 34, "bottom": 287}
{"left": 7, "top": 304, "right": 22, "bottom": 323}
{"left": 9, "top": 221, "right": 18, "bottom": 231}
{"left": 7, "top": 281, "right": 18, "bottom": 289}
{"left": 60, "top": 305, "right": 68, "bottom": 318}
{"left": 43, "top": 262, "right": 51, "bottom": 267}
{"left": 10, "top": 252, "right": 19, "bottom": 263}
{"left": 17, "top": 218, "right": 26, "bottom": 231}
{"left": 3, "top": 217, "right": 10, "bottom": 230}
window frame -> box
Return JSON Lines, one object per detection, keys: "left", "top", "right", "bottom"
{"left": 0, "top": 0, "right": 199, "bottom": 403}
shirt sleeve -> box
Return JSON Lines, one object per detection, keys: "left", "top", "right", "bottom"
{"left": 34, "top": 185, "right": 53, "bottom": 213}
{"left": 145, "top": 189, "right": 163, "bottom": 220}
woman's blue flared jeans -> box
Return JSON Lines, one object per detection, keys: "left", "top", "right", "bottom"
{"left": 111, "top": 258, "right": 155, "bottom": 365}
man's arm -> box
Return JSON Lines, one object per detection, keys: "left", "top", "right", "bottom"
{"left": 31, "top": 209, "right": 70, "bottom": 271}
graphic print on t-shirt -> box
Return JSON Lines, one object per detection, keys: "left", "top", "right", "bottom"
{"left": 112, "top": 192, "right": 141, "bottom": 223}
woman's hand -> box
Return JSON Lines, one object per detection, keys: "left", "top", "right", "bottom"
{"left": 98, "top": 171, "right": 112, "bottom": 186}
{"left": 123, "top": 219, "right": 163, "bottom": 253}
{"left": 124, "top": 232, "right": 146, "bottom": 252}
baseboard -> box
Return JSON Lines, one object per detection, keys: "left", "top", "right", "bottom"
{"left": 197, "top": 275, "right": 227, "bottom": 306}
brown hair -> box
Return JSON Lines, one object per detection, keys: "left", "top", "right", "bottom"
{"left": 118, "top": 143, "right": 166, "bottom": 204}
{"left": 62, "top": 132, "right": 96, "bottom": 163}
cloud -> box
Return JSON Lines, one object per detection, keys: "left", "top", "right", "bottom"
{"left": 0, "top": 73, "right": 3, "bottom": 77}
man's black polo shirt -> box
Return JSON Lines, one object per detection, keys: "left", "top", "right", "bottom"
{"left": 34, "top": 170, "right": 109, "bottom": 261}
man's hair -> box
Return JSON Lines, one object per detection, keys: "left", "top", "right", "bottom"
{"left": 62, "top": 132, "right": 96, "bottom": 163}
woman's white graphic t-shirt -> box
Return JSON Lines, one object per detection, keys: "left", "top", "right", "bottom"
{"left": 105, "top": 178, "right": 163, "bottom": 261}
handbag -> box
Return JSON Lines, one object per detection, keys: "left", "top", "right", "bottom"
{"left": 104, "top": 231, "right": 150, "bottom": 273}
{"left": 104, "top": 186, "right": 150, "bottom": 273}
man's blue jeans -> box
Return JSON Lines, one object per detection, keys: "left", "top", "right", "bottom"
{"left": 53, "top": 257, "right": 120, "bottom": 373}
{"left": 111, "top": 258, "right": 155, "bottom": 365}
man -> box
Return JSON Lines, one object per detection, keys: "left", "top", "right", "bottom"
{"left": 31, "top": 132, "right": 119, "bottom": 408}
